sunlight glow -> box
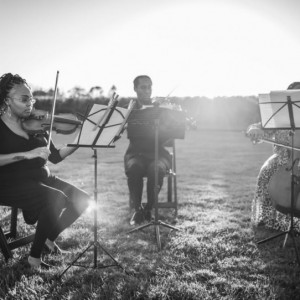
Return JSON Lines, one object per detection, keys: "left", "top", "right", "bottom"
{"left": 85, "top": 199, "right": 97, "bottom": 215}
{"left": 46, "top": 1, "right": 300, "bottom": 97}
{"left": 1, "top": 0, "right": 300, "bottom": 97}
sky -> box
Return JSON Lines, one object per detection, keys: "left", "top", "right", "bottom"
{"left": 1, "top": 0, "right": 300, "bottom": 98}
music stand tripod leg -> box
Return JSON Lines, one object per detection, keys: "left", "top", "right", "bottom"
{"left": 257, "top": 231, "right": 288, "bottom": 245}
{"left": 59, "top": 149, "right": 127, "bottom": 278}
{"left": 58, "top": 242, "right": 94, "bottom": 279}
{"left": 153, "top": 119, "right": 180, "bottom": 249}
{"left": 282, "top": 222, "right": 292, "bottom": 248}
{"left": 96, "top": 242, "right": 130, "bottom": 274}
{"left": 157, "top": 220, "right": 180, "bottom": 231}
{"left": 290, "top": 230, "right": 300, "bottom": 265}
{"left": 127, "top": 221, "right": 154, "bottom": 234}
{"left": 282, "top": 215, "right": 300, "bottom": 265}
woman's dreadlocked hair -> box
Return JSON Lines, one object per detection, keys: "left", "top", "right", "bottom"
{"left": 0, "top": 73, "right": 29, "bottom": 107}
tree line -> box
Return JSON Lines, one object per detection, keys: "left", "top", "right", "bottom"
{"left": 32, "top": 93, "right": 261, "bottom": 131}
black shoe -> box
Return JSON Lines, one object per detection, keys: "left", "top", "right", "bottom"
{"left": 130, "top": 210, "right": 144, "bottom": 226}
{"left": 143, "top": 209, "right": 152, "bottom": 222}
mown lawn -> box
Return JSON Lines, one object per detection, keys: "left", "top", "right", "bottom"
{"left": 1, "top": 129, "right": 300, "bottom": 299}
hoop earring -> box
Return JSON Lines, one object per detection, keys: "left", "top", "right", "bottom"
{"left": 6, "top": 105, "right": 12, "bottom": 118}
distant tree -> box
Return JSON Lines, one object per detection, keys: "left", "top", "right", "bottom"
{"left": 67, "top": 86, "right": 88, "bottom": 99}
{"left": 107, "top": 85, "right": 117, "bottom": 98}
{"left": 33, "top": 89, "right": 48, "bottom": 97}
{"left": 48, "top": 88, "right": 54, "bottom": 97}
{"left": 33, "top": 88, "right": 65, "bottom": 101}
{"left": 89, "top": 86, "right": 104, "bottom": 98}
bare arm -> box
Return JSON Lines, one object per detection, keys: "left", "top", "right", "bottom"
{"left": 246, "top": 122, "right": 276, "bottom": 143}
{"left": 58, "top": 145, "right": 79, "bottom": 160}
{"left": 0, "top": 147, "right": 50, "bottom": 167}
{"left": 57, "top": 134, "right": 79, "bottom": 160}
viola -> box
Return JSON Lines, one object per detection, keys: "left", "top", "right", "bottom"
{"left": 22, "top": 109, "right": 82, "bottom": 135}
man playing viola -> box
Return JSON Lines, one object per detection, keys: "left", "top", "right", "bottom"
{"left": 124, "top": 75, "right": 172, "bottom": 225}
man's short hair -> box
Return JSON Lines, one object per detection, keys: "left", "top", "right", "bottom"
{"left": 133, "top": 75, "right": 152, "bottom": 89}
{"left": 287, "top": 82, "right": 300, "bottom": 90}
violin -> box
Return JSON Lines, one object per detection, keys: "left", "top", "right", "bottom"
{"left": 22, "top": 109, "right": 82, "bottom": 135}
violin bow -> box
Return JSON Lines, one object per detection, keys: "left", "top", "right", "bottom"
{"left": 47, "top": 71, "right": 60, "bottom": 149}
{"left": 152, "top": 85, "right": 179, "bottom": 105}
{"left": 250, "top": 136, "right": 300, "bottom": 152}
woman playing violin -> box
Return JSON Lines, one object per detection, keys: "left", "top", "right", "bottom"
{"left": 247, "top": 82, "right": 300, "bottom": 233}
{"left": 0, "top": 73, "right": 89, "bottom": 269}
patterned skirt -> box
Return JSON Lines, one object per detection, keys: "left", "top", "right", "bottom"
{"left": 251, "top": 153, "right": 300, "bottom": 232}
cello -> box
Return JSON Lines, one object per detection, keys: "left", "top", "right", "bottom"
{"left": 255, "top": 134, "right": 300, "bottom": 217}
{"left": 268, "top": 157, "right": 300, "bottom": 217}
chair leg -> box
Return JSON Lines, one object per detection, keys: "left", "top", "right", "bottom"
{"left": 0, "top": 207, "right": 35, "bottom": 261}
{"left": 167, "top": 175, "right": 172, "bottom": 203}
{"left": 10, "top": 207, "right": 18, "bottom": 238}
{"left": 174, "top": 175, "right": 178, "bottom": 217}
{"left": 0, "top": 225, "right": 13, "bottom": 261}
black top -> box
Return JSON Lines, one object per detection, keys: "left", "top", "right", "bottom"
{"left": 0, "top": 118, "right": 62, "bottom": 182}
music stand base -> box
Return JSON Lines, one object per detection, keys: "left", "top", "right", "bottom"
{"left": 128, "top": 220, "right": 179, "bottom": 251}
{"left": 59, "top": 240, "right": 128, "bottom": 279}
{"left": 257, "top": 228, "right": 300, "bottom": 266}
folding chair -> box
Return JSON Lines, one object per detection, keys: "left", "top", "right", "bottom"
{"left": 0, "top": 206, "right": 35, "bottom": 261}
{"left": 129, "top": 140, "right": 178, "bottom": 216}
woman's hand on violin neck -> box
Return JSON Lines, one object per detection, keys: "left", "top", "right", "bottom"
{"left": 26, "top": 147, "right": 50, "bottom": 161}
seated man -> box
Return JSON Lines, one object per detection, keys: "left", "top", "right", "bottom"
{"left": 124, "top": 75, "right": 171, "bottom": 225}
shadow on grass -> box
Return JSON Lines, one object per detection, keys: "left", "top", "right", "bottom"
{"left": 252, "top": 226, "right": 300, "bottom": 297}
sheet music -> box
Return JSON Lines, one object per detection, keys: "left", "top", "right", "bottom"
{"left": 270, "top": 89, "right": 300, "bottom": 102}
{"left": 74, "top": 104, "right": 132, "bottom": 146}
{"left": 127, "top": 106, "right": 185, "bottom": 139}
{"left": 259, "top": 90, "right": 300, "bottom": 129}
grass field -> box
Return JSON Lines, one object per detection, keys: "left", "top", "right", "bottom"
{"left": 1, "top": 129, "right": 300, "bottom": 299}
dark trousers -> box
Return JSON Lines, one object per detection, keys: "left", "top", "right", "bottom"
{"left": 1, "top": 175, "right": 89, "bottom": 258}
{"left": 125, "top": 155, "right": 170, "bottom": 211}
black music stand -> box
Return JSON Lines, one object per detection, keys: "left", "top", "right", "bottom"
{"left": 127, "top": 107, "right": 185, "bottom": 250}
{"left": 257, "top": 90, "right": 300, "bottom": 265}
{"left": 59, "top": 96, "right": 135, "bottom": 278}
